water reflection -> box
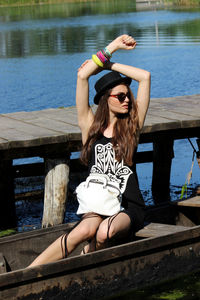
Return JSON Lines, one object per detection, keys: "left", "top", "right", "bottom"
{"left": 1, "top": 21, "right": 200, "bottom": 58}
{"left": 0, "top": 3, "right": 200, "bottom": 58}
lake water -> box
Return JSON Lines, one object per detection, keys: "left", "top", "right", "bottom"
{"left": 0, "top": 0, "right": 200, "bottom": 228}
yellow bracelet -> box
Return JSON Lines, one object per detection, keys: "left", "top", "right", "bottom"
{"left": 92, "top": 54, "right": 104, "bottom": 68}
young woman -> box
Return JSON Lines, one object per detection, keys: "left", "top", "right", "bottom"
{"left": 28, "top": 34, "right": 151, "bottom": 267}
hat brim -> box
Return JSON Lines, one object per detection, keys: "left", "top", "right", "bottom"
{"left": 94, "top": 76, "right": 132, "bottom": 105}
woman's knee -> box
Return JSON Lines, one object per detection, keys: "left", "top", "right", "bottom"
{"left": 72, "top": 219, "right": 101, "bottom": 241}
{"left": 96, "top": 213, "right": 131, "bottom": 244}
{"left": 96, "top": 223, "right": 115, "bottom": 244}
{"left": 76, "top": 225, "right": 96, "bottom": 240}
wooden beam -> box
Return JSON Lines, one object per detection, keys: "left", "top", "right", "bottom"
{"left": 0, "top": 160, "right": 16, "bottom": 230}
{"left": 13, "top": 162, "right": 44, "bottom": 178}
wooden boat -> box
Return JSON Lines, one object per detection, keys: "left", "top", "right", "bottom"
{"left": 1, "top": 196, "right": 200, "bottom": 300}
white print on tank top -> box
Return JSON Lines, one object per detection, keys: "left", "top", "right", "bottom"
{"left": 90, "top": 142, "right": 132, "bottom": 193}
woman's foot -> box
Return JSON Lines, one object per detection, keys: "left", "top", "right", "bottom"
{"left": 81, "top": 244, "right": 89, "bottom": 255}
{"left": 80, "top": 238, "right": 96, "bottom": 255}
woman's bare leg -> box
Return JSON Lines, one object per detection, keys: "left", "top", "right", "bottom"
{"left": 95, "top": 212, "right": 131, "bottom": 250}
{"left": 28, "top": 213, "right": 103, "bottom": 267}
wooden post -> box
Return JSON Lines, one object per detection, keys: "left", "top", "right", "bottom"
{"left": 152, "top": 137, "right": 174, "bottom": 204}
{"left": 0, "top": 160, "right": 16, "bottom": 230}
{"left": 42, "top": 156, "right": 70, "bottom": 228}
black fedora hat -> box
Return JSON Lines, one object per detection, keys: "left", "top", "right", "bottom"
{"left": 94, "top": 71, "right": 132, "bottom": 105}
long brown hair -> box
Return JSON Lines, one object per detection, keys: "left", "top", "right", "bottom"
{"left": 80, "top": 84, "right": 139, "bottom": 166}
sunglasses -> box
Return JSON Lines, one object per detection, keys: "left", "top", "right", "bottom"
{"left": 109, "top": 92, "right": 130, "bottom": 103}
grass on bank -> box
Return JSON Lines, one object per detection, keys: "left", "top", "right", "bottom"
{"left": 1, "top": 0, "right": 96, "bottom": 6}
{"left": 0, "top": 0, "right": 200, "bottom": 7}
{"left": 0, "top": 229, "right": 16, "bottom": 237}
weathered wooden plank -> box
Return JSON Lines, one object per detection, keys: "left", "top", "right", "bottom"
{"left": 33, "top": 108, "right": 79, "bottom": 126}
{"left": 0, "top": 131, "right": 81, "bottom": 152}
{"left": 149, "top": 98, "right": 200, "bottom": 118}
{"left": 152, "top": 108, "right": 199, "bottom": 119}
{"left": 0, "top": 115, "right": 65, "bottom": 136}
{"left": 163, "top": 106, "right": 199, "bottom": 118}
{"left": 0, "top": 138, "right": 9, "bottom": 144}
{"left": 177, "top": 196, "right": 200, "bottom": 207}
{"left": 2, "top": 107, "right": 77, "bottom": 121}
{"left": 24, "top": 117, "right": 80, "bottom": 133}
{"left": 143, "top": 117, "right": 200, "bottom": 134}
{"left": 145, "top": 114, "right": 176, "bottom": 125}
{"left": 0, "top": 137, "right": 82, "bottom": 160}
{"left": 180, "top": 119, "right": 200, "bottom": 129}
{"left": 2, "top": 110, "right": 40, "bottom": 121}
{"left": 143, "top": 115, "right": 182, "bottom": 133}
{"left": 150, "top": 94, "right": 200, "bottom": 103}
{"left": 0, "top": 128, "right": 37, "bottom": 142}
{"left": 136, "top": 222, "right": 191, "bottom": 237}
{"left": 0, "top": 111, "right": 82, "bottom": 153}
{"left": 148, "top": 108, "right": 198, "bottom": 121}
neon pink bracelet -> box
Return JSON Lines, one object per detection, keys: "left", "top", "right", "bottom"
{"left": 96, "top": 50, "right": 108, "bottom": 63}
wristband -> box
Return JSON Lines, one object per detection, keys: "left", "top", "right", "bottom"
{"left": 96, "top": 50, "right": 108, "bottom": 64}
{"left": 103, "top": 47, "right": 112, "bottom": 59}
{"left": 92, "top": 54, "right": 104, "bottom": 68}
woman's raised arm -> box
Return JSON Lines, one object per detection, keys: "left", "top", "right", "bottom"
{"left": 76, "top": 34, "right": 151, "bottom": 144}
{"left": 76, "top": 59, "right": 100, "bottom": 144}
{"left": 110, "top": 62, "right": 151, "bottom": 129}
{"left": 105, "top": 35, "right": 151, "bottom": 129}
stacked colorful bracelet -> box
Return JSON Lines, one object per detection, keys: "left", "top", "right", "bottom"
{"left": 92, "top": 47, "right": 112, "bottom": 68}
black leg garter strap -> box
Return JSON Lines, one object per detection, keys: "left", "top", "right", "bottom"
{"left": 61, "top": 233, "right": 68, "bottom": 259}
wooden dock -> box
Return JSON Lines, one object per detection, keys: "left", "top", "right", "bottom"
{"left": 0, "top": 94, "right": 199, "bottom": 229}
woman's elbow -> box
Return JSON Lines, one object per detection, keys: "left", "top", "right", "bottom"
{"left": 78, "top": 119, "right": 84, "bottom": 129}
{"left": 144, "top": 71, "right": 151, "bottom": 81}
{"left": 77, "top": 68, "right": 88, "bottom": 81}
{"left": 77, "top": 70, "right": 84, "bottom": 80}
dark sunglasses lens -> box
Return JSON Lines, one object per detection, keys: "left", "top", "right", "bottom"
{"left": 118, "top": 94, "right": 125, "bottom": 102}
{"left": 118, "top": 93, "right": 129, "bottom": 102}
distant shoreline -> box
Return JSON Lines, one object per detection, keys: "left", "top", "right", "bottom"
{"left": 1, "top": 0, "right": 102, "bottom": 8}
{"left": 0, "top": 0, "right": 94, "bottom": 8}
{"left": 0, "top": 0, "right": 199, "bottom": 9}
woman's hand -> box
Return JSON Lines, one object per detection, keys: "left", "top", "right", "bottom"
{"left": 106, "top": 34, "right": 137, "bottom": 54}
{"left": 78, "top": 59, "right": 103, "bottom": 78}
{"left": 78, "top": 59, "right": 90, "bottom": 73}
